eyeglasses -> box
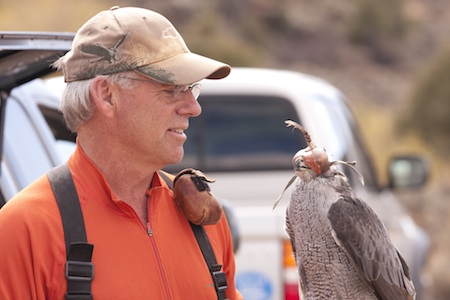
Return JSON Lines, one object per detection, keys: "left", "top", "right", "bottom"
{"left": 174, "top": 83, "right": 202, "bottom": 100}
{"left": 117, "top": 76, "right": 202, "bottom": 100}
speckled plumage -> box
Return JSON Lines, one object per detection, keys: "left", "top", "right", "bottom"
{"left": 285, "top": 168, "right": 416, "bottom": 300}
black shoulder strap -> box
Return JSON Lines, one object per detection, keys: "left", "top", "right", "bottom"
{"left": 47, "top": 164, "right": 94, "bottom": 300}
{"left": 190, "top": 223, "right": 228, "bottom": 300}
{"left": 158, "top": 171, "right": 228, "bottom": 300}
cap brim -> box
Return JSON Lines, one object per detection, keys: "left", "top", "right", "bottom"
{"left": 135, "top": 52, "right": 231, "bottom": 85}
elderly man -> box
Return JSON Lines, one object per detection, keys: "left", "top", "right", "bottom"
{"left": 0, "top": 6, "right": 242, "bottom": 299}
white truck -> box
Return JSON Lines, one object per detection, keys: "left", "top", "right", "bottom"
{"left": 0, "top": 33, "right": 429, "bottom": 300}
{"left": 165, "top": 68, "right": 430, "bottom": 300}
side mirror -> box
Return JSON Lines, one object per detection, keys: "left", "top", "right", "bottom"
{"left": 388, "top": 155, "right": 429, "bottom": 189}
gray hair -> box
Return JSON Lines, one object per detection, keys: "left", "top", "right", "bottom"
{"left": 61, "top": 73, "right": 136, "bottom": 132}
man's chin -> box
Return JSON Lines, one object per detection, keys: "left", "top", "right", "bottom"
{"left": 165, "top": 150, "right": 184, "bottom": 166}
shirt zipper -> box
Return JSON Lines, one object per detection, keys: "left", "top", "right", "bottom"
{"left": 147, "top": 222, "right": 172, "bottom": 300}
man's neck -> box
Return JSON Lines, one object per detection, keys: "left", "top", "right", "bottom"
{"left": 77, "top": 133, "right": 156, "bottom": 225}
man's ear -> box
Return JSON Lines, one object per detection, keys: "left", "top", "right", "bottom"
{"left": 90, "top": 77, "right": 115, "bottom": 118}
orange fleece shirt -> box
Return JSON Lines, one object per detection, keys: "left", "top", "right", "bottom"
{"left": 0, "top": 145, "right": 242, "bottom": 299}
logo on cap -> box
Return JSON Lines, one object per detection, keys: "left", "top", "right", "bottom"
{"left": 78, "top": 34, "right": 127, "bottom": 63}
{"left": 162, "top": 27, "right": 179, "bottom": 40}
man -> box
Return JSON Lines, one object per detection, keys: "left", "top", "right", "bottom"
{"left": 0, "top": 6, "right": 242, "bottom": 299}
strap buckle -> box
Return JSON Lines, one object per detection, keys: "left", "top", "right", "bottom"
{"left": 212, "top": 271, "right": 228, "bottom": 292}
{"left": 66, "top": 260, "right": 95, "bottom": 281}
{"left": 211, "top": 264, "right": 228, "bottom": 293}
{"left": 65, "top": 261, "right": 94, "bottom": 299}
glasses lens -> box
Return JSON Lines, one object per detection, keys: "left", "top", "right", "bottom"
{"left": 190, "top": 84, "right": 202, "bottom": 100}
{"left": 173, "top": 83, "right": 202, "bottom": 100}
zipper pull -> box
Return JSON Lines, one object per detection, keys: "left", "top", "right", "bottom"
{"left": 147, "top": 223, "right": 153, "bottom": 236}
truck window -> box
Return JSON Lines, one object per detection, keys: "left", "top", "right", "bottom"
{"left": 311, "top": 95, "right": 378, "bottom": 189}
{"left": 37, "top": 104, "right": 77, "bottom": 162}
{"left": 166, "top": 95, "right": 306, "bottom": 173}
{"left": 333, "top": 100, "right": 379, "bottom": 189}
{"left": 39, "top": 104, "right": 76, "bottom": 143}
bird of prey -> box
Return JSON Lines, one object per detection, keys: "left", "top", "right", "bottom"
{"left": 274, "top": 120, "right": 416, "bottom": 300}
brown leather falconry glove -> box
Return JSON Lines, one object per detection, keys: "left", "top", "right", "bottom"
{"left": 173, "top": 168, "right": 223, "bottom": 225}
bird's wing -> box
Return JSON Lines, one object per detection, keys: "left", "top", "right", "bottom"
{"left": 328, "top": 195, "right": 416, "bottom": 300}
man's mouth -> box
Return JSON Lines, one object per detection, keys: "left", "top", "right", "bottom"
{"left": 169, "top": 128, "right": 185, "bottom": 135}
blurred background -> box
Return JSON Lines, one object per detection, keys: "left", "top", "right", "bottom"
{"left": 1, "top": 0, "right": 449, "bottom": 298}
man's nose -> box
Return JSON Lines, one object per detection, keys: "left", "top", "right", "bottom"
{"left": 177, "top": 93, "right": 202, "bottom": 117}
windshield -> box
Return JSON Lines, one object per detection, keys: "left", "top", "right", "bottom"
{"left": 166, "top": 94, "right": 306, "bottom": 173}
{"left": 309, "top": 93, "right": 378, "bottom": 189}
{"left": 307, "top": 94, "right": 347, "bottom": 161}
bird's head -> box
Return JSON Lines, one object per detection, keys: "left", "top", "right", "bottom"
{"left": 273, "top": 120, "right": 364, "bottom": 210}
{"left": 292, "top": 146, "right": 330, "bottom": 176}
{"left": 286, "top": 120, "right": 331, "bottom": 176}
{"left": 286, "top": 120, "right": 364, "bottom": 184}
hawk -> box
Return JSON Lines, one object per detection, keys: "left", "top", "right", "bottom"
{"left": 274, "top": 120, "right": 415, "bottom": 300}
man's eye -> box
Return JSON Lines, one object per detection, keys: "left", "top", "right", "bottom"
{"left": 162, "top": 88, "right": 176, "bottom": 95}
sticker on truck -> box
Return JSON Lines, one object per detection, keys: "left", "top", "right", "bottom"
{"left": 236, "top": 271, "right": 273, "bottom": 300}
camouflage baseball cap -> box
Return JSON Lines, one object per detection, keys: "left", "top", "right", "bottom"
{"left": 55, "top": 6, "right": 231, "bottom": 84}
